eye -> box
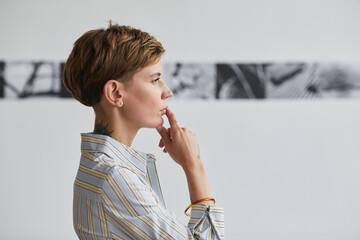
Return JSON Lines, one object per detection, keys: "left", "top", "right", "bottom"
{"left": 152, "top": 78, "right": 160, "bottom": 84}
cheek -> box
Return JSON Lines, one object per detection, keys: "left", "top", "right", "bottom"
{"left": 139, "top": 89, "right": 162, "bottom": 108}
{"left": 129, "top": 92, "right": 161, "bottom": 119}
{"left": 138, "top": 94, "right": 159, "bottom": 110}
{"left": 126, "top": 85, "right": 162, "bottom": 117}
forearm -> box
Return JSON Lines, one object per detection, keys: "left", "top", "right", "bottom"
{"left": 183, "top": 159, "right": 213, "bottom": 205}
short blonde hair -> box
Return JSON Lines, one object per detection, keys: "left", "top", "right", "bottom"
{"left": 62, "top": 24, "right": 165, "bottom": 106}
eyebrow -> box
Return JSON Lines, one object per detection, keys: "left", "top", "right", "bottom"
{"left": 150, "top": 72, "right": 161, "bottom": 78}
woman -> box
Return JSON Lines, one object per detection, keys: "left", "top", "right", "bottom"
{"left": 63, "top": 23, "right": 225, "bottom": 239}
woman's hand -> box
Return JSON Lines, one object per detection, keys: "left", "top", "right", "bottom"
{"left": 156, "top": 108, "right": 201, "bottom": 171}
{"left": 156, "top": 107, "right": 213, "bottom": 204}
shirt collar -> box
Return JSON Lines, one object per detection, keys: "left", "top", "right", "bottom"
{"left": 80, "top": 133, "right": 155, "bottom": 177}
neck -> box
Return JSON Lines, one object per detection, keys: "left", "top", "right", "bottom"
{"left": 93, "top": 109, "right": 139, "bottom": 147}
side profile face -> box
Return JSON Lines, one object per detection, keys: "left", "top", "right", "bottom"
{"left": 121, "top": 59, "right": 173, "bottom": 129}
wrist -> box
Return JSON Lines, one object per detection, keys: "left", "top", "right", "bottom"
{"left": 182, "top": 158, "right": 205, "bottom": 176}
{"left": 184, "top": 197, "right": 215, "bottom": 216}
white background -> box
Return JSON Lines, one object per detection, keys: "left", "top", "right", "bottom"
{"left": 1, "top": 0, "right": 360, "bottom": 239}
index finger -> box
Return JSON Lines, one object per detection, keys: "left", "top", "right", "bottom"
{"left": 166, "top": 107, "right": 180, "bottom": 129}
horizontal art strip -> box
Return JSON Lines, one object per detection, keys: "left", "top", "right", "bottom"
{"left": 0, "top": 61, "right": 359, "bottom": 100}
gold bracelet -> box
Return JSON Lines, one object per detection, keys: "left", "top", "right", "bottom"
{"left": 184, "top": 198, "right": 215, "bottom": 216}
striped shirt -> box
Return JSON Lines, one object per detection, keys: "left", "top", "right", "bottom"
{"left": 73, "top": 133, "right": 225, "bottom": 239}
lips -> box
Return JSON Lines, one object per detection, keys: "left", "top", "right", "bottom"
{"left": 160, "top": 106, "right": 168, "bottom": 115}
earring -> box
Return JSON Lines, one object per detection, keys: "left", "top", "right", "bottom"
{"left": 120, "top": 101, "right": 123, "bottom": 106}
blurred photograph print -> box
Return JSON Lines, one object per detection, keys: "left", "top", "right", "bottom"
{"left": 1, "top": 60, "right": 359, "bottom": 100}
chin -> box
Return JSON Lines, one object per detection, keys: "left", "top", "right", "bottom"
{"left": 144, "top": 118, "right": 164, "bottom": 129}
{"left": 156, "top": 118, "right": 165, "bottom": 127}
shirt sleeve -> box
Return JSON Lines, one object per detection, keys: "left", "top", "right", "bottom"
{"left": 101, "top": 166, "right": 225, "bottom": 240}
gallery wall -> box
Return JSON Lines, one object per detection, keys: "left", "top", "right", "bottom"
{"left": 1, "top": 0, "right": 360, "bottom": 239}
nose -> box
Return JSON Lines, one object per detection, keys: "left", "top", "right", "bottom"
{"left": 162, "top": 84, "right": 173, "bottom": 99}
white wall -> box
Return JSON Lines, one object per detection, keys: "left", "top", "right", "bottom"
{"left": 1, "top": 0, "right": 360, "bottom": 239}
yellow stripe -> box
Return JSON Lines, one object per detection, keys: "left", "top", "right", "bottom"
{"left": 105, "top": 213, "right": 152, "bottom": 240}
{"left": 153, "top": 162, "right": 166, "bottom": 206}
{"left": 117, "top": 168, "right": 153, "bottom": 214}
{"left": 85, "top": 152, "right": 111, "bottom": 164}
{"left": 209, "top": 209, "right": 224, "bottom": 214}
{"left": 140, "top": 215, "right": 175, "bottom": 240}
{"left": 82, "top": 136, "right": 145, "bottom": 176}
{"left": 212, "top": 220, "right": 225, "bottom": 228}
{"left": 86, "top": 198, "right": 92, "bottom": 238}
{"left": 118, "top": 218, "right": 152, "bottom": 240}
{"left": 102, "top": 194, "right": 153, "bottom": 239}
{"left": 189, "top": 219, "right": 200, "bottom": 224}
{"left": 105, "top": 213, "right": 137, "bottom": 239}
{"left": 75, "top": 179, "right": 102, "bottom": 194}
{"left": 97, "top": 202, "right": 108, "bottom": 238}
{"left": 145, "top": 172, "right": 151, "bottom": 187}
{"left": 146, "top": 153, "right": 155, "bottom": 159}
{"left": 77, "top": 195, "right": 87, "bottom": 239}
{"left": 213, "top": 220, "right": 225, "bottom": 225}
{"left": 79, "top": 164, "right": 106, "bottom": 179}
{"left": 86, "top": 136, "right": 146, "bottom": 173}
{"left": 156, "top": 211, "right": 190, "bottom": 239}
{"left": 143, "top": 186, "right": 161, "bottom": 206}
{"left": 82, "top": 151, "right": 111, "bottom": 167}
{"left": 86, "top": 198, "right": 97, "bottom": 240}
{"left": 191, "top": 205, "right": 207, "bottom": 211}
{"left": 206, "top": 227, "right": 212, "bottom": 240}
{"left": 110, "top": 214, "right": 152, "bottom": 240}
{"left": 82, "top": 137, "right": 127, "bottom": 161}
{"left": 81, "top": 149, "right": 104, "bottom": 153}
{"left": 82, "top": 152, "right": 115, "bottom": 168}
{"left": 111, "top": 232, "right": 125, "bottom": 240}
{"left": 191, "top": 205, "right": 206, "bottom": 209}
{"left": 139, "top": 216, "right": 170, "bottom": 240}
{"left": 106, "top": 174, "right": 138, "bottom": 217}
{"left": 194, "top": 218, "right": 205, "bottom": 236}
{"left": 101, "top": 190, "right": 123, "bottom": 219}
{"left": 210, "top": 206, "right": 224, "bottom": 211}
{"left": 102, "top": 189, "right": 151, "bottom": 240}
{"left": 81, "top": 152, "right": 97, "bottom": 161}
{"left": 77, "top": 194, "right": 82, "bottom": 231}
{"left": 214, "top": 223, "right": 225, "bottom": 228}
{"left": 122, "top": 144, "right": 147, "bottom": 165}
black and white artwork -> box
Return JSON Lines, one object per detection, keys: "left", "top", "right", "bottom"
{"left": 162, "top": 63, "right": 216, "bottom": 99}
{"left": 216, "top": 64, "right": 265, "bottom": 99}
{"left": 265, "top": 63, "right": 360, "bottom": 99}
{"left": 0, "top": 61, "right": 70, "bottom": 98}
{"left": 0, "top": 60, "right": 359, "bottom": 100}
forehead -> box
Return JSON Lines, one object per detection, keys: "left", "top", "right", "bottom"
{"left": 133, "top": 59, "right": 163, "bottom": 78}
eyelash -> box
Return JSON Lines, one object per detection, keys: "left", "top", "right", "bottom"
{"left": 152, "top": 78, "right": 160, "bottom": 84}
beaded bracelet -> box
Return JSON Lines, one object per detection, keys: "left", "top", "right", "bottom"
{"left": 184, "top": 198, "right": 215, "bottom": 216}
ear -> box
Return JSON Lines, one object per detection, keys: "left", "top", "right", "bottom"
{"left": 103, "top": 80, "right": 124, "bottom": 107}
